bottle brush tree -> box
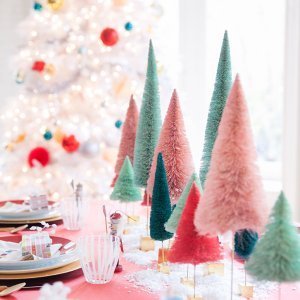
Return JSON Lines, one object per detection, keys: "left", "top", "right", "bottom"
{"left": 150, "top": 153, "right": 173, "bottom": 241}
{"left": 110, "top": 156, "right": 141, "bottom": 202}
{"left": 246, "top": 191, "right": 300, "bottom": 282}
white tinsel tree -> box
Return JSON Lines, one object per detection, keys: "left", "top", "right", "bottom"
{"left": 0, "top": 0, "right": 170, "bottom": 199}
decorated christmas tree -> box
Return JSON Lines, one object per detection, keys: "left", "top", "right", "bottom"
{"left": 164, "top": 173, "right": 200, "bottom": 234}
{"left": 0, "top": 0, "right": 169, "bottom": 198}
{"left": 168, "top": 183, "right": 222, "bottom": 265}
{"left": 246, "top": 191, "right": 300, "bottom": 282}
{"left": 111, "top": 95, "right": 139, "bottom": 186}
{"left": 194, "top": 75, "right": 267, "bottom": 236}
{"left": 110, "top": 156, "right": 141, "bottom": 202}
{"left": 199, "top": 31, "right": 232, "bottom": 188}
{"left": 150, "top": 153, "right": 173, "bottom": 241}
{"left": 134, "top": 40, "right": 162, "bottom": 188}
{"left": 234, "top": 229, "right": 258, "bottom": 260}
{"left": 147, "top": 89, "right": 194, "bottom": 203}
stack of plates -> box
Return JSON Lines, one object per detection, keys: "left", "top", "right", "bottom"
{"left": 0, "top": 200, "right": 61, "bottom": 224}
{"left": 0, "top": 236, "right": 80, "bottom": 279}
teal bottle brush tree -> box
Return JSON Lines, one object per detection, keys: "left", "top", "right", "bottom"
{"left": 246, "top": 191, "right": 300, "bottom": 299}
{"left": 133, "top": 40, "right": 161, "bottom": 189}
{"left": 150, "top": 153, "right": 173, "bottom": 269}
{"left": 199, "top": 30, "right": 232, "bottom": 188}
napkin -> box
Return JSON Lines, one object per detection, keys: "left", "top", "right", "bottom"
{"left": 0, "top": 240, "right": 62, "bottom": 262}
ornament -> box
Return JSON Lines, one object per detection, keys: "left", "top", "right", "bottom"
{"left": 44, "top": 64, "right": 55, "bottom": 77}
{"left": 47, "top": 0, "right": 64, "bottom": 11}
{"left": 100, "top": 28, "right": 119, "bottom": 46}
{"left": 32, "top": 61, "right": 46, "bottom": 72}
{"left": 102, "top": 147, "right": 118, "bottom": 164}
{"left": 43, "top": 131, "right": 53, "bottom": 141}
{"left": 62, "top": 135, "right": 80, "bottom": 153}
{"left": 80, "top": 140, "right": 100, "bottom": 157}
{"left": 115, "top": 120, "right": 123, "bottom": 128}
{"left": 14, "top": 133, "right": 26, "bottom": 143}
{"left": 28, "top": 147, "right": 50, "bottom": 168}
{"left": 54, "top": 128, "right": 64, "bottom": 144}
{"left": 78, "top": 46, "right": 87, "bottom": 54}
{"left": 112, "top": 0, "right": 127, "bottom": 6}
{"left": 124, "top": 22, "right": 133, "bottom": 31}
{"left": 5, "top": 143, "right": 14, "bottom": 152}
{"left": 16, "top": 70, "right": 25, "bottom": 84}
{"left": 33, "top": 2, "right": 43, "bottom": 11}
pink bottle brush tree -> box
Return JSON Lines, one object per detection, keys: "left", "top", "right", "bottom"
{"left": 112, "top": 95, "right": 139, "bottom": 186}
{"left": 194, "top": 74, "right": 267, "bottom": 236}
{"left": 147, "top": 89, "right": 194, "bottom": 204}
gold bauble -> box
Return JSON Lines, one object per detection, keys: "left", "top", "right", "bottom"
{"left": 54, "top": 128, "right": 64, "bottom": 144}
{"left": 44, "top": 64, "right": 56, "bottom": 76}
{"left": 112, "top": 0, "right": 127, "bottom": 7}
{"left": 102, "top": 147, "right": 117, "bottom": 165}
{"left": 14, "top": 133, "right": 26, "bottom": 143}
{"left": 113, "top": 76, "right": 131, "bottom": 98}
{"left": 47, "top": 0, "right": 64, "bottom": 11}
{"left": 5, "top": 143, "right": 15, "bottom": 152}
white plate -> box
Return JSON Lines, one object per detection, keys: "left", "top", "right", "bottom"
{"left": 0, "top": 236, "right": 77, "bottom": 274}
{"left": 0, "top": 200, "right": 58, "bottom": 220}
{"left": 0, "top": 258, "right": 79, "bottom": 274}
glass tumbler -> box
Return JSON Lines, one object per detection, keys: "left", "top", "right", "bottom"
{"left": 78, "top": 234, "right": 120, "bottom": 284}
{"left": 60, "top": 195, "right": 85, "bottom": 230}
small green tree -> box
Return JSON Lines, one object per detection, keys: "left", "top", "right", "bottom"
{"left": 134, "top": 40, "right": 161, "bottom": 188}
{"left": 165, "top": 173, "right": 200, "bottom": 234}
{"left": 110, "top": 156, "right": 141, "bottom": 202}
{"left": 199, "top": 31, "right": 232, "bottom": 188}
{"left": 246, "top": 191, "right": 300, "bottom": 282}
{"left": 150, "top": 153, "right": 173, "bottom": 241}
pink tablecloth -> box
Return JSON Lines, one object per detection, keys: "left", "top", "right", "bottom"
{"left": 0, "top": 199, "right": 300, "bottom": 300}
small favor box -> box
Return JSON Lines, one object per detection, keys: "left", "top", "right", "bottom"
{"left": 158, "top": 247, "right": 169, "bottom": 264}
{"left": 21, "top": 232, "right": 52, "bottom": 258}
{"left": 158, "top": 263, "right": 170, "bottom": 274}
{"left": 127, "top": 215, "right": 140, "bottom": 224}
{"left": 180, "top": 277, "right": 194, "bottom": 287}
{"left": 29, "top": 195, "right": 48, "bottom": 211}
{"left": 140, "top": 236, "right": 155, "bottom": 251}
{"left": 238, "top": 284, "right": 254, "bottom": 298}
{"left": 203, "top": 262, "right": 224, "bottom": 276}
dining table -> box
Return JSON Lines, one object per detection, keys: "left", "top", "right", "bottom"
{"left": 0, "top": 199, "right": 300, "bottom": 300}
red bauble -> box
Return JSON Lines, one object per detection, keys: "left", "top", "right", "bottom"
{"left": 32, "top": 61, "right": 46, "bottom": 72}
{"left": 28, "top": 147, "right": 50, "bottom": 168}
{"left": 100, "top": 28, "right": 119, "bottom": 46}
{"left": 62, "top": 135, "right": 80, "bottom": 153}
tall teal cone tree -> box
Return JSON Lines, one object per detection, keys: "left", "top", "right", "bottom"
{"left": 134, "top": 40, "right": 161, "bottom": 188}
{"left": 150, "top": 153, "right": 173, "bottom": 241}
{"left": 164, "top": 173, "right": 201, "bottom": 234}
{"left": 110, "top": 156, "right": 141, "bottom": 202}
{"left": 246, "top": 191, "right": 300, "bottom": 282}
{"left": 199, "top": 31, "right": 232, "bottom": 187}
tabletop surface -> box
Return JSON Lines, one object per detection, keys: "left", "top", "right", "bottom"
{"left": 0, "top": 199, "right": 299, "bottom": 300}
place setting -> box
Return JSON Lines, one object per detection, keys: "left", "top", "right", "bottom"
{"left": 0, "top": 195, "right": 62, "bottom": 225}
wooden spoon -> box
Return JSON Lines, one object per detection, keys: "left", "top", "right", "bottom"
{"left": 0, "top": 282, "right": 26, "bottom": 296}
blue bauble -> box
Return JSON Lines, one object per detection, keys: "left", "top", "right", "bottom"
{"left": 115, "top": 120, "right": 123, "bottom": 128}
{"left": 124, "top": 22, "right": 133, "bottom": 31}
{"left": 43, "top": 131, "right": 53, "bottom": 141}
{"left": 33, "top": 2, "right": 43, "bottom": 11}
